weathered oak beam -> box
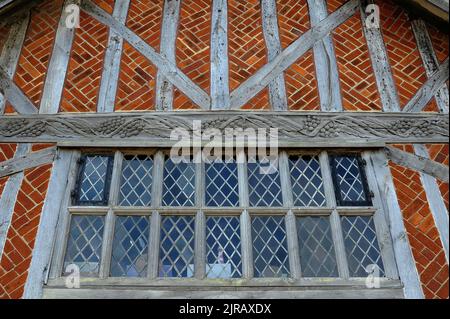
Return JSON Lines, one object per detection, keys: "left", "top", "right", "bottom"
{"left": 359, "top": 0, "right": 401, "bottom": 112}
{"left": 97, "top": 0, "right": 130, "bottom": 113}
{"left": 307, "top": 0, "right": 343, "bottom": 111}
{"left": 411, "top": 19, "right": 449, "bottom": 113}
{"left": 39, "top": 0, "right": 81, "bottom": 114}
{"left": 0, "top": 66, "right": 38, "bottom": 114}
{"left": 210, "top": 0, "right": 230, "bottom": 109}
{"left": 0, "top": 111, "right": 447, "bottom": 146}
{"left": 155, "top": 0, "right": 181, "bottom": 111}
{"left": 0, "top": 146, "right": 56, "bottom": 178}
{"left": 261, "top": 0, "right": 288, "bottom": 111}
{"left": 81, "top": 0, "right": 211, "bottom": 110}
{"left": 385, "top": 145, "right": 449, "bottom": 183}
{"left": 230, "top": 0, "right": 358, "bottom": 109}
{"left": 403, "top": 58, "right": 449, "bottom": 113}
{"left": 0, "top": 11, "right": 29, "bottom": 114}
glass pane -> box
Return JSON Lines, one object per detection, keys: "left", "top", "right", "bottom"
{"left": 247, "top": 160, "right": 283, "bottom": 207}
{"left": 110, "top": 216, "right": 150, "bottom": 277}
{"left": 119, "top": 155, "right": 153, "bottom": 206}
{"left": 63, "top": 215, "right": 105, "bottom": 276}
{"left": 206, "top": 216, "right": 242, "bottom": 278}
{"left": 289, "top": 156, "right": 326, "bottom": 207}
{"left": 296, "top": 216, "right": 338, "bottom": 277}
{"left": 205, "top": 160, "right": 239, "bottom": 207}
{"left": 341, "top": 216, "right": 385, "bottom": 277}
{"left": 332, "top": 156, "right": 368, "bottom": 204}
{"left": 162, "top": 158, "right": 195, "bottom": 206}
{"left": 77, "top": 155, "right": 111, "bottom": 204}
{"left": 159, "top": 216, "right": 195, "bottom": 277}
{"left": 252, "top": 216, "right": 290, "bottom": 277}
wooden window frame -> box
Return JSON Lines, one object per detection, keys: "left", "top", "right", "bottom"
{"left": 46, "top": 148, "right": 401, "bottom": 295}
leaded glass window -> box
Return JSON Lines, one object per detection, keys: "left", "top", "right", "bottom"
{"left": 55, "top": 149, "right": 395, "bottom": 288}
{"left": 248, "top": 160, "right": 283, "bottom": 207}
{"left": 206, "top": 216, "right": 242, "bottom": 278}
{"left": 74, "top": 155, "right": 113, "bottom": 205}
{"left": 63, "top": 215, "right": 105, "bottom": 276}
{"left": 296, "top": 216, "right": 338, "bottom": 277}
{"left": 205, "top": 160, "right": 239, "bottom": 207}
{"left": 162, "top": 158, "right": 195, "bottom": 207}
{"left": 110, "top": 216, "right": 150, "bottom": 277}
{"left": 330, "top": 155, "right": 372, "bottom": 206}
{"left": 119, "top": 155, "right": 153, "bottom": 206}
{"left": 289, "top": 156, "right": 326, "bottom": 207}
{"left": 341, "top": 215, "right": 385, "bottom": 277}
{"left": 252, "top": 216, "right": 290, "bottom": 278}
{"left": 159, "top": 216, "right": 195, "bottom": 278}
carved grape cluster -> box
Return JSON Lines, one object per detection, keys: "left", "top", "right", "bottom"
{"left": 411, "top": 121, "right": 433, "bottom": 137}
{"left": 388, "top": 120, "right": 413, "bottom": 134}
{"left": 97, "top": 118, "right": 126, "bottom": 135}
{"left": 2, "top": 119, "right": 28, "bottom": 133}
{"left": 17, "top": 122, "right": 46, "bottom": 137}
{"left": 203, "top": 118, "right": 224, "bottom": 130}
{"left": 318, "top": 122, "right": 340, "bottom": 137}
{"left": 119, "top": 120, "right": 145, "bottom": 137}
{"left": 304, "top": 116, "right": 321, "bottom": 131}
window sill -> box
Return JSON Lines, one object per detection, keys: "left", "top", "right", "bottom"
{"left": 43, "top": 277, "right": 404, "bottom": 299}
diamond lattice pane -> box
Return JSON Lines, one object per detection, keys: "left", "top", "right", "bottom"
{"left": 162, "top": 158, "right": 196, "bottom": 206}
{"left": 248, "top": 160, "right": 283, "bottom": 207}
{"left": 63, "top": 215, "right": 105, "bottom": 276}
{"left": 333, "top": 156, "right": 367, "bottom": 203}
{"left": 341, "top": 216, "right": 385, "bottom": 277}
{"left": 159, "top": 216, "right": 195, "bottom": 277}
{"left": 205, "top": 160, "right": 239, "bottom": 207}
{"left": 119, "top": 155, "right": 153, "bottom": 206}
{"left": 78, "top": 156, "right": 111, "bottom": 204}
{"left": 289, "top": 156, "right": 326, "bottom": 207}
{"left": 206, "top": 216, "right": 242, "bottom": 278}
{"left": 252, "top": 216, "right": 290, "bottom": 277}
{"left": 110, "top": 216, "right": 150, "bottom": 277}
{"left": 296, "top": 216, "right": 338, "bottom": 277}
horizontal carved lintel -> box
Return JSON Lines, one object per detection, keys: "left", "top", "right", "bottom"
{"left": 0, "top": 111, "right": 448, "bottom": 147}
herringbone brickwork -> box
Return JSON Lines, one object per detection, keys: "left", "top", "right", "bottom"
{"left": 116, "top": 42, "right": 157, "bottom": 111}
{"left": 390, "top": 144, "right": 449, "bottom": 299}
{"left": 60, "top": 12, "right": 109, "bottom": 113}
{"left": 427, "top": 144, "right": 449, "bottom": 210}
{"left": 173, "top": 0, "right": 211, "bottom": 110}
{"left": 0, "top": 160, "right": 52, "bottom": 298}
{"left": 277, "top": 0, "right": 319, "bottom": 110}
{"left": 0, "top": 144, "right": 17, "bottom": 198}
{"left": 378, "top": 0, "right": 438, "bottom": 112}
{"left": 229, "top": 0, "right": 269, "bottom": 109}
{"left": 93, "top": 0, "right": 115, "bottom": 14}
{"left": 332, "top": 8, "right": 382, "bottom": 111}
{"left": 11, "top": 0, "right": 63, "bottom": 111}
{"left": 114, "top": 0, "right": 162, "bottom": 111}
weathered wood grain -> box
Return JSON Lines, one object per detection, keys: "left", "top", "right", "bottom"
{"left": 97, "top": 0, "right": 130, "bottom": 113}
{"left": 39, "top": 0, "right": 81, "bottom": 114}
{"left": 0, "top": 146, "right": 56, "bottom": 178}
{"left": 82, "top": 0, "right": 211, "bottom": 110}
{"left": 230, "top": 0, "right": 358, "bottom": 109}
{"left": 155, "top": 0, "right": 181, "bottom": 111}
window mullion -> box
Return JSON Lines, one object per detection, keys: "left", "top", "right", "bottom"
{"left": 237, "top": 150, "right": 252, "bottom": 278}
{"left": 362, "top": 151, "right": 399, "bottom": 279}
{"left": 148, "top": 210, "right": 161, "bottom": 278}
{"left": 320, "top": 151, "right": 350, "bottom": 279}
{"left": 151, "top": 151, "right": 164, "bottom": 208}
{"left": 50, "top": 151, "right": 80, "bottom": 279}
{"left": 99, "top": 208, "right": 115, "bottom": 278}
{"left": 109, "top": 151, "right": 123, "bottom": 206}
{"left": 194, "top": 210, "right": 206, "bottom": 279}
{"left": 279, "top": 152, "right": 301, "bottom": 279}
